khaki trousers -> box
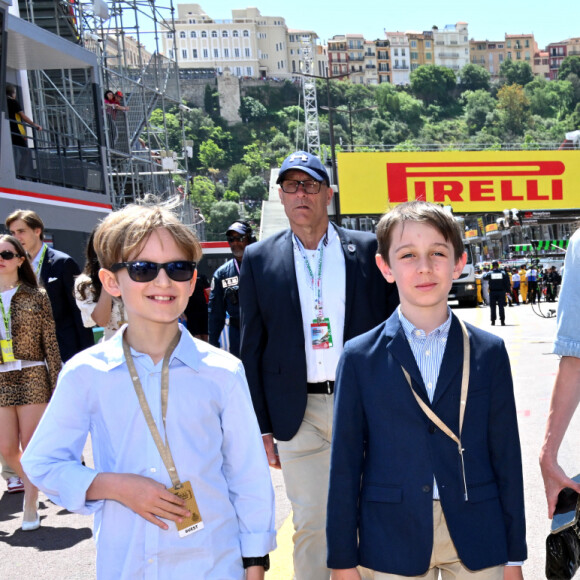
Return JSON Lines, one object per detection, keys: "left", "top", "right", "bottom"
{"left": 277, "top": 394, "right": 334, "bottom": 580}
{"left": 373, "top": 501, "right": 503, "bottom": 579}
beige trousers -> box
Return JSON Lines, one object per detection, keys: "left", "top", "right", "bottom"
{"left": 373, "top": 501, "right": 504, "bottom": 580}
{"left": 277, "top": 394, "right": 334, "bottom": 580}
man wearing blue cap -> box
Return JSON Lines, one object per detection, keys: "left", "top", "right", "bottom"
{"left": 239, "top": 151, "right": 398, "bottom": 579}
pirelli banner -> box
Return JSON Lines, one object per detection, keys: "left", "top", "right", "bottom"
{"left": 337, "top": 150, "right": 580, "bottom": 214}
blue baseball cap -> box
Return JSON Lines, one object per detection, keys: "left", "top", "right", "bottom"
{"left": 277, "top": 151, "right": 330, "bottom": 186}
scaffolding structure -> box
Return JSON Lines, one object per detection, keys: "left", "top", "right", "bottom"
{"left": 17, "top": 0, "right": 194, "bottom": 216}
{"left": 299, "top": 33, "right": 321, "bottom": 156}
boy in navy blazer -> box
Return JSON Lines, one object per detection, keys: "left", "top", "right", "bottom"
{"left": 327, "top": 201, "right": 526, "bottom": 580}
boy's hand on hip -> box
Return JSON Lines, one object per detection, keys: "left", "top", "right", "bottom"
{"left": 504, "top": 565, "right": 523, "bottom": 580}
{"left": 331, "top": 569, "right": 361, "bottom": 580}
{"left": 99, "top": 473, "right": 191, "bottom": 530}
{"left": 245, "top": 566, "right": 265, "bottom": 580}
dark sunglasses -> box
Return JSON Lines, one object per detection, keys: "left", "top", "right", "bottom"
{"left": 0, "top": 251, "right": 21, "bottom": 260}
{"left": 110, "top": 261, "right": 196, "bottom": 283}
{"left": 227, "top": 235, "right": 247, "bottom": 243}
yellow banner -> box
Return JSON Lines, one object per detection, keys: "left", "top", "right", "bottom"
{"left": 337, "top": 150, "right": 580, "bottom": 214}
{"left": 465, "top": 229, "right": 478, "bottom": 238}
{"left": 485, "top": 223, "right": 498, "bottom": 233}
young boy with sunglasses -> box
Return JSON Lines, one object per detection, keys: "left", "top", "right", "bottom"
{"left": 22, "top": 204, "right": 276, "bottom": 579}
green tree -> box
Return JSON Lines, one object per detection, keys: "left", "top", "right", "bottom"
{"left": 375, "top": 84, "right": 423, "bottom": 134}
{"left": 207, "top": 201, "right": 241, "bottom": 240}
{"left": 462, "top": 90, "right": 497, "bottom": 134}
{"left": 204, "top": 84, "right": 219, "bottom": 117}
{"left": 410, "top": 65, "right": 456, "bottom": 105}
{"left": 458, "top": 64, "right": 490, "bottom": 92}
{"left": 558, "top": 55, "right": 580, "bottom": 81}
{"left": 241, "top": 143, "right": 269, "bottom": 175}
{"left": 240, "top": 175, "right": 268, "bottom": 201}
{"left": 227, "top": 164, "right": 251, "bottom": 192}
{"left": 189, "top": 175, "right": 217, "bottom": 217}
{"left": 526, "top": 78, "right": 573, "bottom": 119}
{"left": 148, "top": 109, "right": 181, "bottom": 151}
{"left": 499, "top": 60, "right": 533, "bottom": 86}
{"left": 497, "top": 83, "right": 530, "bottom": 135}
{"left": 239, "top": 96, "right": 268, "bottom": 123}
{"left": 223, "top": 190, "right": 240, "bottom": 202}
{"left": 198, "top": 139, "right": 226, "bottom": 173}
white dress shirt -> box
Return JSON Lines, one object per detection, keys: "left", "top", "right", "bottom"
{"left": 22, "top": 325, "right": 276, "bottom": 579}
{"left": 293, "top": 224, "right": 346, "bottom": 382}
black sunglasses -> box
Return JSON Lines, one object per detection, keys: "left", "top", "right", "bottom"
{"left": 0, "top": 251, "right": 21, "bottom": 261}
{"left": 227, "top": 235, "right": 247, "bottom": 243}
{"left": 110, "top": 261, "right": 196, "bottom": 283}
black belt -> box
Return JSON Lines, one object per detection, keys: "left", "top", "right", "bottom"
{"left": 307, "top": 380, "right": 334, "bottom": 394}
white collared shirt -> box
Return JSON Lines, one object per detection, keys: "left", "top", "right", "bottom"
{"left": 22, "top": 325, "right": 276, "bottom": 579}
{"left": 293, "top": 224, "right": 346, "bottom": 383}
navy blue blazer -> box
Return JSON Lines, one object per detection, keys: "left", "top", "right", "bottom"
{"left": 239, "top": 225, "right": 398, "bottom": 441}
{"left": 40, "top": 247, "right": 94, "bottom": 362}
{"left": 327, "top": 311, "right": 527, "bottom": 575}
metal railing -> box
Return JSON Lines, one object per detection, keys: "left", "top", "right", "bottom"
{"left": 9, "top": 122, "right": 105, "bottom": 192}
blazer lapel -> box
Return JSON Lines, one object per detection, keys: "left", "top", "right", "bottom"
{"left": 281, "top": 229, "right": 303, "bottom": 322}
{"left": 336, "top": 226, "right": 358, "bottom": 335}
{"left": 384, "top": 313, "right": 430, "bottom": 404}
{"left": 431, "top": 315, "right": 464, "bottom": 407}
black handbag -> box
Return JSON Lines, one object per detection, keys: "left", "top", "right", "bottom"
{"left": 546, "top": 482, "right": 580, "bottom": 580}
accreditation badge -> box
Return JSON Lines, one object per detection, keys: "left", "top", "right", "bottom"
{"left": 168, "top": 480, "right": 204, "bottom": 537}
{"left": 311, "top": 318, "right": 333, "bottom": 349}
{"left": 0, "top": 339, "right": 16, "bottom": 363}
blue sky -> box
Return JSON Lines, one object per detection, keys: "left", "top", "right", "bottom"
{"left": 167, "top": 0, "right": 580, "bottom": 50}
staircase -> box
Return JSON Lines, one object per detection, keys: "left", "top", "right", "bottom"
{"left": 18, "top": 0, "right": 79, "bottom": 44}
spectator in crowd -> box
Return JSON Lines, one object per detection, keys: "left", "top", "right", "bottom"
{"left": 0, "top": 235, "right": 61, "bottom": 531}
{"left": 239, "top": 151, "right": 398, "bottom": 579}
{"left": 6, "top": 209, "right": 94, "bottom": 362}
{"left": 540, "top": 228, "right": 580, "bottom": 516}
{"left": 74, "top": 229, "right": 126, "bottom": 342}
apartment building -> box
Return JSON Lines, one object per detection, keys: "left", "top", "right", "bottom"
{"left": 386, "top": 31, "right": 410, "bottom": 85}
{"left": 163, "top": 4, "right": 290, "bottom": 78}
{"left": 407, "top": 30, "right": 434, "bottom": 72}
{"left": 546, "top": 40, "right": 567, "bottom": 80}
{"left": 534, "top": 50, "right": 550, "bottom": 79}
{"left": 363, "top": 40, "right": 379, "bottom": 85}
{"left": 328, "top": 34, "right": 349, "bottom": 79}
{"left": 376, "top": 39, "right": 391, "bottom": 84}
{"left": 432, "top": 22, "right": 469, "bottom": 73}
{"left": 469, "top": 39, "right": 506, "bottom": 79}
{"left": 505, "top": 34, "right": 536, "bottom": 66}
{"left": 287, "top": 29, "right": 326, "bottom": 77}
{"left": 346, "top": 34, "right": 366, "bottom": 84}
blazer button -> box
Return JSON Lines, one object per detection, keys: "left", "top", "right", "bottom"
{"left": 428, "top": 424, "right": 437, "bottom": 434}
{"left": 422, "top": 485, "right": 432, "bottom": 493}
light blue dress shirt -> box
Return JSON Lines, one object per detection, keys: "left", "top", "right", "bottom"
{"left": 554, "top": 228, "right": 580, "bottom": 358}
{"left": 22, "top": 325, "right": 276, "bottom": 579}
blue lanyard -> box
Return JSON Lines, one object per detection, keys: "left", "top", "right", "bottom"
{"left": 293, "top": 233, "right": 326, "bottom": 321}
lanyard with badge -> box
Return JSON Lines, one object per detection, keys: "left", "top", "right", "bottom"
{"left": 0, "top": 290, "right": 18, "bottom": 363}
{"left": 122, "top": 331, "right": 204, "bottom": 537}
{"left": 294, "top": 233, "right": 333, "bottom": 349}
{"left": 35, "top": 245, "right": 48, "bottom": 279}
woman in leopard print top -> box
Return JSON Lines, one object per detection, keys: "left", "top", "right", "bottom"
{"left": 0, "top": 235, "right": 61, "bottom": 531}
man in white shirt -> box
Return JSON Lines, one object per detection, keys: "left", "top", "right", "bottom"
{"left": 239, "top": 151, "right": 398, "bottom": 580}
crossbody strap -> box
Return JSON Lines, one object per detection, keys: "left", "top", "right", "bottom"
{"left": 401, "top": 318, "right": 470, "bottom": 500}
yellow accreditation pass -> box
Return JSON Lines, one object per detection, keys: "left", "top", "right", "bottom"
{"left": 0, "top": 339, "right": 15, "bottom": 363}
{"left": 168, "top": 480, "right": 204, "bottom": 537}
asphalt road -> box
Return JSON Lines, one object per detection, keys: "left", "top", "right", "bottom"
{"left": 0, "top": 300, "right": 572, "bottom": 579}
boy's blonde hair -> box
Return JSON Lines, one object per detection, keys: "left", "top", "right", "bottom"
{"left": 93, "top": 204, "right": 202, "bottom": 270}
{"left": 376, "top": 201, "right": 464, "bottom": 263}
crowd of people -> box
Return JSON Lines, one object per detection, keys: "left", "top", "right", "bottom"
{"left": 0, "top": 150, "right": 576, "bottom": 580}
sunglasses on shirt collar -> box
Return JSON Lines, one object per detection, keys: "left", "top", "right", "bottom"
{"left": 110, "top": 260, "right": 196, "bottom": 282}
